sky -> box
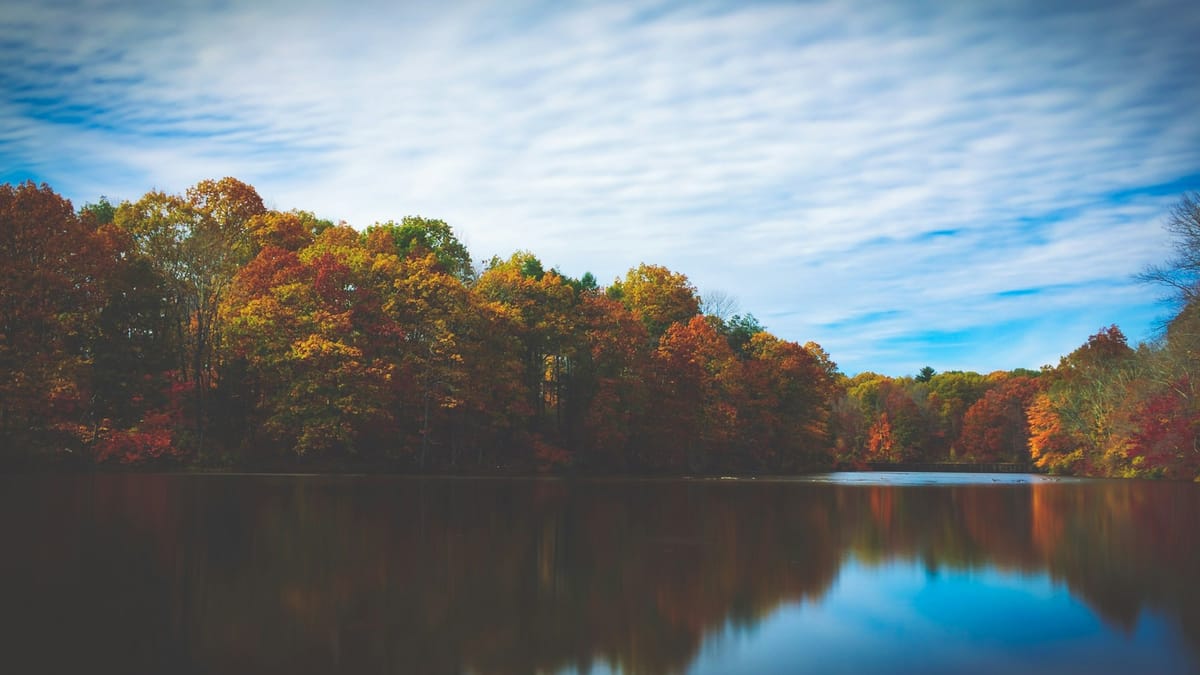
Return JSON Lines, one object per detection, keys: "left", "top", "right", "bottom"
{"left": 2, "top": 0, "right": 1198, "bottom": 376}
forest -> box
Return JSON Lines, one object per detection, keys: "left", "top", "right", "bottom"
{"left": 1, "top": 178, "right": 1197, "bottom": 479}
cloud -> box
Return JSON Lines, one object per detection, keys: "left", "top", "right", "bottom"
{"left": 2, "top": 0, "right": 1198, "bottom": 374}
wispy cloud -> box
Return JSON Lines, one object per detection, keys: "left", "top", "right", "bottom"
{"left": 2, "top": 0, "right": 1198, "bottom": 374}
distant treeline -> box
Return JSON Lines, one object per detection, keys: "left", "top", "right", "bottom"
{"left": 1, "top": 180, "right": 1197, "bottom": 479}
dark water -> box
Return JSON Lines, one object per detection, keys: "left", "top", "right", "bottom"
{"left": 1, "top": 473, "right": 1197, "bottom": 674}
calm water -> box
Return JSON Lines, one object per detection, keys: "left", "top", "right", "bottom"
{"left": 1, "top": 472, "right": 1197, "bottom": 674}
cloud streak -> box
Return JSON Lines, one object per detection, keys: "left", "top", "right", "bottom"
{"left": 2, "top": 0, "right": 1198, "bottom": 374}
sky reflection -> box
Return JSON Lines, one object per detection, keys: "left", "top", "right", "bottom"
{"left": 686, "top": 560, "right": 1189, "bottom": 675}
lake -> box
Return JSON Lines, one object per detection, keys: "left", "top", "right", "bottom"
{"left": 1, "top": 472, "right": 1197, "bottom": 674}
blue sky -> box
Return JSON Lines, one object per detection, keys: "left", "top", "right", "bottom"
{"left": 3, "top": 0, "right": 1198, "bottom": 375}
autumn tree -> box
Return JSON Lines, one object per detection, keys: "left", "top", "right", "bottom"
{"left": 831, "top": 372, "right": 885, "bottom": 463}
{"left": 829, "top": 391, "right": 870, "bottom": 464}
{"left": 926, "top": 371, "right": 990, "bottom": 458}
{"left": 223, "top": 227, "right": 398, "bottom": 457}
{"left": 247, "top": 210, "right": 331, "bottom": 252}
{"left": 364, "top": 216, "right": 474, "bottom": 282}
{"left": 847, "top": 375, "right": 929, "bottom": 462}
{"left": 383, "top": 249, "right": 476, "bottom": 467}
{"left": 1028, "top": 392, "right": 1088, "bottom": 474}
{"left": 87, "top": 220, "right": 182, "bottom": 457}
{"left": 0, "top": 182, "right": 104, "bottom": 460}
{"left": 739, "top": 333, "right": 834, "bottom": 470}
{"left": 957, "top": 375, "right": 1043, "bottom": 463}
{"left": 610, "top": 264, "right": 700, "bottom": 341}
{"left": 643, "top": 315, "right": 740, "bottom": 471}
{"left": 475, "top": 252, "right": 580, "bottom": 464}
{"left": 1121, "top": 193, "right": 1200, "bottom": 478}
{"left": 866, "top": 412, "right": 899, "bottom": 462}
{"left": 804, "top": 342, "right": 842, "bottom": 385}
{"left": 115, "top": 178, "right": 266, "bottom": 451}
{"left": 1094, "top": 307, "right": 1200, "bottom": 479}
{"left": 570, "top": 293, "right": 651, "bottom": 470}
{"left": 449, "top": 293, "right": 530, "bottom": 468}
{"left": 1029, "top": 326, "right": 1136, "bottom": 474}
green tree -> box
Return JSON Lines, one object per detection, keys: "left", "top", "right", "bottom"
{"left": 365, "top": 216, "right": 474, "bottom": 282}
{"left": 721, "top": 314, "right": 765, "bottom": 357}
{"left": 926, "top": 370, "right": 990, "bottom": 457}
{"left": 80, "top": 196, "right": 116, "bottom": 224}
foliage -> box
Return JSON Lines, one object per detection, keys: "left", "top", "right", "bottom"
{"left": 365, "top": 216, "right": 474, "bottom": 281}
{"left": 93, "top": 375, "right": 191, "bottom": 464}
{"left": 610, "top": 263, "right": 701, "bottom": 341}
{"left": 113, "top": 177, "right": 267, "bottom": 454}
{"left": 719, "top": 313, "right": 765, "bottom": 357}
{"left": 958, "top": 375, "right": 1043, "bottom": 462}
{"left": 223, "top": 230, "right": 398, "bottom": 456}
{"left": 0, "top": 182, "right": 104, "bottom": 458}
{"left": 6, "top": 180, "right": 1199, "bottom": 478}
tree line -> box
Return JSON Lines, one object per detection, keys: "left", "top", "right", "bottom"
{"left": 832, "top": 194, "right": 1200, "bottom": 479}
{"left": 1, "top": 179, "right": 1196, "bottom": 478}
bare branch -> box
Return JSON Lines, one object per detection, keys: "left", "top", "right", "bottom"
{"left": 1139, "top": 191, "right": 1200, "bottom": 308}
{"left": 700, "top": 289, "right": 740, "bottom": 321}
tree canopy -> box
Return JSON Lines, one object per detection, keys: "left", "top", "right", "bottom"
{"left": 3, "top": 181, "right": 1198, "bottom": 480}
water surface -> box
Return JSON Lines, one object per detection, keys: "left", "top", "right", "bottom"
{"left": 1, "top": 472, "right": 1196, "bottom": 673}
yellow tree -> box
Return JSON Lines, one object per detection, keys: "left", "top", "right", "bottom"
{"left": 610, "top": 263, "right": 701, "bottom": 341}
{"left": 475, "top": 253, "right": 580, "bottom": 462}
{"left": 1030, "top": 326, "right": 1137, "bottom": 474}
{"left": 115, "top": 178, "right": 266, "bottom": 450}
{"left": 1028, "top": 392, "right": 1088, "bottom": 473}
{"left": 223, "top": 227, "right": 401, "bottom": 457}
{"left": 384, "top": 249, "right": 474, "bottom": 466}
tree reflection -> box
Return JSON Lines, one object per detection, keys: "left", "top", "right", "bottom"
{"left": 1, "top": 475, "right": 1197, "bottom": 673}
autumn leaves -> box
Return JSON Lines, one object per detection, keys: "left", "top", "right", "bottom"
{"left": 1, "top": 178, "right": 838, "bottom": 472}
{"left": 4, "top": 178, "right": 1197, "bottom": 479}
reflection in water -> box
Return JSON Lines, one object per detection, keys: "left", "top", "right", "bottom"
{"left": 0, "top": 474, "right": 1197, "bottom": 673}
